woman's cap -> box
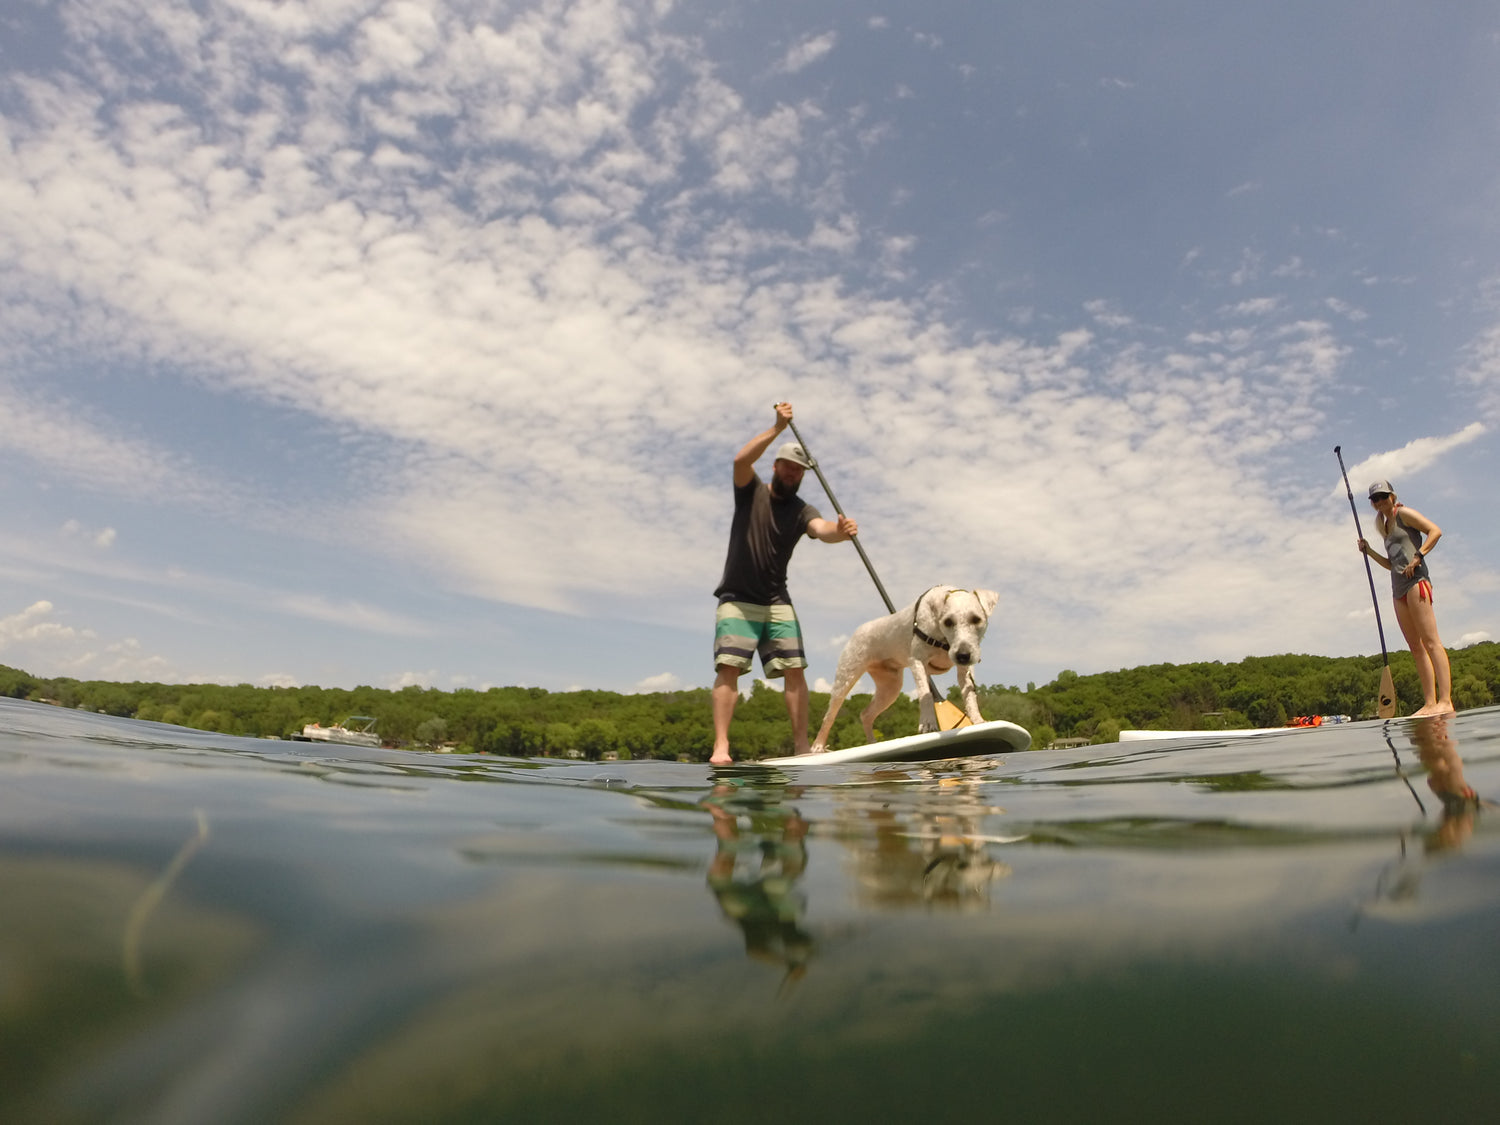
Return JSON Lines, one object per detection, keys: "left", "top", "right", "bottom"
{"left": 774, "top": 442, "right": 815, "bottom": 468}
{"left": 1367, "top": 479, "right": 1394, "bottom": 498}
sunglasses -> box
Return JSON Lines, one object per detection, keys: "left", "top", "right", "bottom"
{"left": 1368, "top": 493, "right": 1391, "bottom": 503}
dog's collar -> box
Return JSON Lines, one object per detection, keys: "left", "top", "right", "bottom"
{"left": 911, "top": 587, "right": 951, "bottom": 652}
{"left": 913, "top": 622, "right": 949, "bottom": 651}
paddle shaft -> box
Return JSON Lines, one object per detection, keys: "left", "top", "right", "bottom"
{"left": 1334, "top": 446, "right": 1391, "bottom": 661}
{"left": 1335, "top": 446, "right": 1398, "bottom": 719}
{"left": 784, "top": 418, "right": 896, "bottom": 614}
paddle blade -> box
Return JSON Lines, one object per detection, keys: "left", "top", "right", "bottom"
{"left": 1377, "top": 664, "right": 1397, "bottom": 720}
{"left": 935, "top": 699, "right": 972, "bottom": 731}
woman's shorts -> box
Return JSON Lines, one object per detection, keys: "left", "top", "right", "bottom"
{"left": 714, "top": 601, "right": 807, "bottom": 678}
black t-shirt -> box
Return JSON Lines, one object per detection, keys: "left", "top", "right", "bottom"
{"left": 714, "top": 473, "right": 821, "bottom": 605}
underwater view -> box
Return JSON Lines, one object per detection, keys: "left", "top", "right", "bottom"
{"left": 2, "top": 695, "right": 1496, "bottom": 1124}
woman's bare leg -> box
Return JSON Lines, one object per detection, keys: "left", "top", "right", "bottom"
{"left": 1394, "top": 591, "right": 1453, "bottom": 716}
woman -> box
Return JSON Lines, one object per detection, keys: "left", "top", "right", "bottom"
{"left": 1358, "top": 479, "right": 1453, "bottom": 716}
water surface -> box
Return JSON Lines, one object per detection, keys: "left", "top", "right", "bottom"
{"left": 2, "top": 698, "right": 1497, "bottom": 1123}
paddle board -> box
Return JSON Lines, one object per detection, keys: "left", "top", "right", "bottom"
{"left": 750, "top": 719, "right": 1031, "bottom": 767}
{"left": 1118, "top": 728, "right": 1279, "bottom": 741}
{"left": 1118, "top": 719, "right": 1346, "bottom": 741}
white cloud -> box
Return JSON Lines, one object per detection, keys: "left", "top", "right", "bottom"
{"left": 631, "top": 671, "right": 685, "bottom": 693}
{"left": 0, "top": 601, "right": 89, "bottom": 649}
{"left": 0, "top": 382, "right": 194, "bottom": 500}
{"left": 389, "top": 669, "right": 439, "bottom": 689}
{"left": 1336, "top": 423, "right": 1487, "bottom": 497}
{"left": 1457, "top": 631, "right": 1491, "bottom": 647}
{"left": 1460, "top": 315, "right": 1500, "bottom": 418}
{"left": 93, "top": 637, "right": 176, "bottom": 682}
{"left": 0, "top": 600, "right": 175, "bottom": 682}
{"left": 1229, "top": 250, "right": 1262, "bottom": 286}
{"left": 780, "top": 31, "right": 837, "bottom": 74}
{"left": 1222, "top": 297, "right": 1282, "bottom": 318}
{"left": 61, "top": 521, "right": 118, "bottom": 549}
{"left": 1084, "top": 299, "right": 1133, "bottom": 329}
{"left": 269, "top": 594, "right": 434, "bottom": 637}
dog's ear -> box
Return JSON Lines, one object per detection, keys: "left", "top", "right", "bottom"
{"left": 975, "top": 589, "right": 1000, "bottom": 617}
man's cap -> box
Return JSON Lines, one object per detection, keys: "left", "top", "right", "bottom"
{"left": 1367, "top": 479, "right": 1394, "bottom": 498}
{"left": 774, "top": 441, "right": 815, "bottom": 468}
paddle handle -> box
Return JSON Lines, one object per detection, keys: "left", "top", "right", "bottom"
{"left": 785, "top": 417, "right": 896, "bottom": 614}
{"left": 1334, "top": 445, "right": 1391, "bottom": 663}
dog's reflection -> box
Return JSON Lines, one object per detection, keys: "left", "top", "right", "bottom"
{"left": 838, "top": 766, "right": 1012, "bottom": 910}
{"left": 701, "top": 781, "right": 813, "bottom": 985}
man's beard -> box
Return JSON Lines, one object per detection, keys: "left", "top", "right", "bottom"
{"left": 770, "top": 473, "right": 801, "bottom": 499}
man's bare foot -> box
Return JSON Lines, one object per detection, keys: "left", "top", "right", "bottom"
{"left": 710, "top": 748, "right": 732, "bottom": 765}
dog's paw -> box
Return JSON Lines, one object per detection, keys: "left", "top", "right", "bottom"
{"left": 918, "top": 719, "right": 938, "bottom": 734}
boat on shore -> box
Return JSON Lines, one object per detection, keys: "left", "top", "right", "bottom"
{"left": 295, "top": 716, "right": 381, "bottom": 747}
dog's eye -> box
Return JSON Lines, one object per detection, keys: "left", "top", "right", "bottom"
{"left": 969, "top": 615, "right": 981, "bottom": 625}
{"left": 942, "top": 616, "right": 955, "bottom": 628}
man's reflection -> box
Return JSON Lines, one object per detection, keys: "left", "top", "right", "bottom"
{"left": 1408, "top": 713, "right": 1481, "bottom": 852}
{"left": 701, "top": 781, "right": 813, "bottom": 984}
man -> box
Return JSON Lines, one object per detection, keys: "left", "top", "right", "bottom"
{"left": 711, "top": 402, "right": 857, "bottom": 764}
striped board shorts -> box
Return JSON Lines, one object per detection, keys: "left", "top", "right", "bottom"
{"left": 713, "top": 601, "right": 807, "bottom": 678}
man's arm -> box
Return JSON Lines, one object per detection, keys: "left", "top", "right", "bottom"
{"left": 733, "top": 402, "right": 793, "bottom": 487}
{"left": 808, "top": 514, "right": 858, "bottom": 543}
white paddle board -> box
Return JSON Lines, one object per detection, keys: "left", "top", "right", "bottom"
{"left": 748, "top": 719, "right": 1031, "bottom": 767}
{"left": 1118, "top": 728, "right": 1279, "bottom": 741}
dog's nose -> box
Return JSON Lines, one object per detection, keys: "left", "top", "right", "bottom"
{"left": 954, "top": 650, "right": 974, "bottom": 665}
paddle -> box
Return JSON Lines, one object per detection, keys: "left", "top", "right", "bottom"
{"left": 784, "top": 416, "right": 970, "bottom": 731}
{"left": 1335, "top": 446, "right": 1397, "bottom": 719}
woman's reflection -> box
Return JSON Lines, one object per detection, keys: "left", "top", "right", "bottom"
{"left": 1408, "top": 713, "right": 1482, "bottom": 852}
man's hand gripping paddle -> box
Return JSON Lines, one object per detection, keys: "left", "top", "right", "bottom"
{"left": 1335, "top": 445, "right": 1397, "bottom": 719}
{"left": 785, "top": 415, "right": 970, "bottom": 732}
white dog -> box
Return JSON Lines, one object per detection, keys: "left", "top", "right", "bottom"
{"left": 811, "top": 586, "right": 1000, "bottom": 752}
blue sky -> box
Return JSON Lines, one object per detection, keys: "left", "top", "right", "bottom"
{"left": 1, "top": 0, "right": 1496, "bottom": 697}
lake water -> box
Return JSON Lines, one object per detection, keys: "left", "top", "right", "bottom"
{"left": 2, "top": 696, "right": 1497, "bottom": 1124}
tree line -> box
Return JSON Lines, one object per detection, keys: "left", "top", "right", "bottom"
{"left": 1, "top": 642, "right": 1495, "bottom": 761}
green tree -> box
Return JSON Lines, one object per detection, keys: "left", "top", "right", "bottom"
{"left": 1453, "top": 674, "right": 1492, "bottom": 710}
{"left": 415, "top": 717, "right": 449, "bottom": 746}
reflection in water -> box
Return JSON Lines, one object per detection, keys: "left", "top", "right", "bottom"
{"left": 1363, "top": 714, "right": 1487, "bottom": 912}
{"left": 701, "top": 781, "right": 813, "bottom": 985}
{"left": 123, "top": 810, "right": 210, "bottom": 996}
{"left": 835, "top": 767, "right": 1014, "bottom": 911}
{"left": 1407, "top": 713, "right": 1482, "bottom": 853}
